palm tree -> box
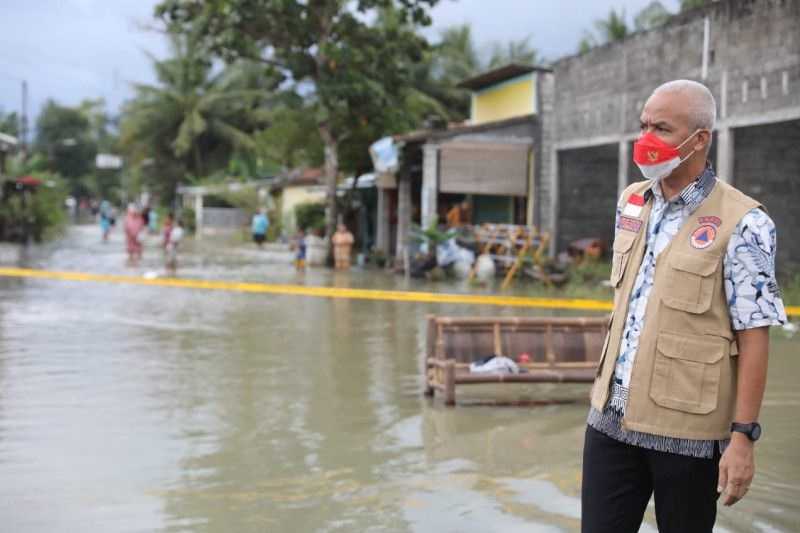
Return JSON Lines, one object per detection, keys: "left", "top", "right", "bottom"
{"left": 417, "top": 25, "right": 483, "bottom": 121}
{"left": 432, "top": 25, "right": 482, "bottom": 87}
{"left": 595, "top": 8, "right": 629, "bottom": 43}
{"left": 488, "top": 36, "right": 539, "bottom": 69}
{"left": 120, "top": 34, "right": 274, "bottom": 199}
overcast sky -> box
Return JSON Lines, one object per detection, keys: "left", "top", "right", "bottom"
{"left": 0, "top": 0, "right": 683, "bottom": 127}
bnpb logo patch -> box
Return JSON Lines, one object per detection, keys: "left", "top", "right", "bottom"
{"left": 690, "top": 225, "right": 717, "bottom": 249}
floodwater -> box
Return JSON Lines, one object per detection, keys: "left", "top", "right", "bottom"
{"left": 0, "top": 226, "right": 797, "bottom": 532}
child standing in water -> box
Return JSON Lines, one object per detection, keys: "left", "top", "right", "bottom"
{"left": 99, "top": 199, "right": 113, "bottom": 242}
{"left": 292, "top": 229, "right": 306, "bottom": 271}
{"left": 165, "top": 220, "right": 184, "bottom": 275}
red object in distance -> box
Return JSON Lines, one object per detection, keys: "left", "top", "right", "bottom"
{"left": 16, "top": 175, "right": 43, "bottom": 187}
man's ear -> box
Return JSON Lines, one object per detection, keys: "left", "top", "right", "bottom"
{"left": 695, "top": 129, "right": 712, "bottom": 153}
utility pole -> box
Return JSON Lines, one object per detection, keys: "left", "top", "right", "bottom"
{"left": 20, "top": 80, "right": 29, "bottom": 158}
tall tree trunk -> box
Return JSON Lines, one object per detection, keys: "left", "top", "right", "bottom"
{"left": 319, "top": 122, "right": 339, "bottom": 243}
{"left": 314, "top": 9, "right": 337, "bottom": 257}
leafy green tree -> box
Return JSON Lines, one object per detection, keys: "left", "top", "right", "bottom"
{"left": 595, "top": 8, "right": 629, "bottom": 43}
{"left": 578, "top": 31, "right": 597, "bottom": 54}
{"left": 580, "top": 3, "right": 670, "bottom": 54}
{"left": 77, "top": 98, "right": 118, "bottom": 153}
{"left": 119, "top": 33, "right": 275, "bottom": 202}
{"left": 35, "top": 100, "right": 97, "bottom": 196}
{"left": 418, "top": 25, "right": 541, "bottom": 121}
{"left": 432, "top": 25, "right": 482, "bottom": 85}
{"left": 488, "top": 36, "right": 538, "bottom": 69}
{"left": 394, "top": 24, "right": 478, "bottom": 126}
{"left": 255, "top": 107, "right": 323, "bottom": 171}
{"left": 155, "top": 0, "right": 440, "bottom": 239}
{"left": 295, "top": 202, "right": 327, "bottom": 234}
{"left": 0, "top": 110, "right": 19, "bottom": 137}
{"left": 634, "top": 1, "right": 672, "bottom": 31}
{"left": 333, "top": 4, "right": 448, "bottom": 178}
{"left": 0, "top": 171, "right": 66, "bottom": 243}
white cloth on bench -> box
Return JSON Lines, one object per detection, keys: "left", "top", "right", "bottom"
{"left": 469, "top": 355, "right": 519, "bottom": 374}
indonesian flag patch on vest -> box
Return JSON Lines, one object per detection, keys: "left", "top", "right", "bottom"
{"left": 622, "top": 193, "right": 645, "bottom": 217}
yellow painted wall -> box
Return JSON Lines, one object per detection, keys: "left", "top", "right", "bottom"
{"left": 281, "top": 185, "right": 327, "bottom": 233}
{"left": 473, "top": 74, "right": 536, "bottom": 124}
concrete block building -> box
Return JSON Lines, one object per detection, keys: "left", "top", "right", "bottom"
{"left": 540, "top": 0, "right": 800, "bottom": 274}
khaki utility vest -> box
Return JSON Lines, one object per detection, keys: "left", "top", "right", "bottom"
{"left": 590, "top": 178, "right": 761, "bottom": 440}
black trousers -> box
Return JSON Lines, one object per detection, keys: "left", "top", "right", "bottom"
{"left": 581, "top": 425, "right": 720, "bottom": 533}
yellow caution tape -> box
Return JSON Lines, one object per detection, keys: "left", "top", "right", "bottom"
{"left": 0, "top": 267, "right": 797, "bottom": 316}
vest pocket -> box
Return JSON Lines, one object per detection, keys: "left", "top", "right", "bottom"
{"left": 610, "top": 232, "right": 637, "bottom": 288}
{"left": 650, "top": 331, "right": 726, "bottom": 414}
{"left": 662, "top": 252, "right": 721, "bottom": 314}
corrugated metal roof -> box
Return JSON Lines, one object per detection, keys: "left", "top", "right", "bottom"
{"left": 0, "top": 132, "right": 18, "bottom": 150}
{"left": 457, "top": 63, "right": 552, "bottom": 91}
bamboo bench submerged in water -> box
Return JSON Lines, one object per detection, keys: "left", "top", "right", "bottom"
{"left": 424, "top": 315, "right": 609, "bottom": 405}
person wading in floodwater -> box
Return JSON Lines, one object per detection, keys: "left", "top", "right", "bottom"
{"left": 251, "top": 208, "right": 269, "bottom": 248}
{"left": 165, "top": 219, "right": 184, "bottom": 275}
{"left": 332, "top": 223, "right": 355, "bottom": 270}
{"left": 99, "top": 199, "right": 113, "bottom": 242}
{"left": 582, "top": 80, "right": 787, "bottom": 533}
{"left": 124, "top": 204, "right": 145, "bottom": 267}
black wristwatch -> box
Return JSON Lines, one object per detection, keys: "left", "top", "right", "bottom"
{"left": 731, "top": 422, "right": 762, "bottom": 442}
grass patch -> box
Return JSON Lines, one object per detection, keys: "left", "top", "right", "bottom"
{"left": 520, "top": 260, "right": 799, "bottom": 310}
{"left": 521, "top": 259, "right": 615, "bottom": 301}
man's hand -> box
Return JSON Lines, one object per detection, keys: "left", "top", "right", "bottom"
{"left": 718, "top": 432, "right": 755, "bottom": 506}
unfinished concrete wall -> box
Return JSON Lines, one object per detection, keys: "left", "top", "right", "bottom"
{"left": 733, "top": 119, "right": 800, "bottom": 277}
{"left": 201, "top": 208, "right": 249, "bottom": 233}
{"left": 552, "top": 0, "right": 800, "bottom": 146}
{"left": 557, "top": 144, "right": 618, "bottom": 252}
{"left": 539, "top": 0, "right": 800, "bottom": 261}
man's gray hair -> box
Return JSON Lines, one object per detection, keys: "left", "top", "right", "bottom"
{"left": 651, "top": 79, "right": 717, "bottom": 131}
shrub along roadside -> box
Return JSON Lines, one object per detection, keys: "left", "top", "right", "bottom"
{"left": 0, "top": 173, "right": 67, "bottom": 243}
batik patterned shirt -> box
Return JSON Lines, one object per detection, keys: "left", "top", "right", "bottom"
{"left": 587, "top": 166, "right": 787, "bottom": 458}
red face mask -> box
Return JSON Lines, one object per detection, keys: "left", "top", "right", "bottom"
{"left": 633, "top": 130, "right": 701, "bottom": 180}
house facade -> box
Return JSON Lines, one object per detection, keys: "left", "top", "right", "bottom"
{"left": 375, "top": 64, "right": 553, "bottom": 263}
{"left": 379, "top": 0, "right": 800, "bottom": 275}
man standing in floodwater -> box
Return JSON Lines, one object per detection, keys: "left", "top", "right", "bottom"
{"left": 251, "top": 208, "right": 269, "bottom": 248}
{"left": 582, "top": 80, "right": 787, "bottom": 532}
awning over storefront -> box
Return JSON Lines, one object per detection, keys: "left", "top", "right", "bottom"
{"left": 439, "top": 141, "right": 532, "bottom": 197}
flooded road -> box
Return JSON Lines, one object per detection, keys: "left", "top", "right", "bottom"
{"left": 0, "top": 226, "right": 797, "bottom": 532}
